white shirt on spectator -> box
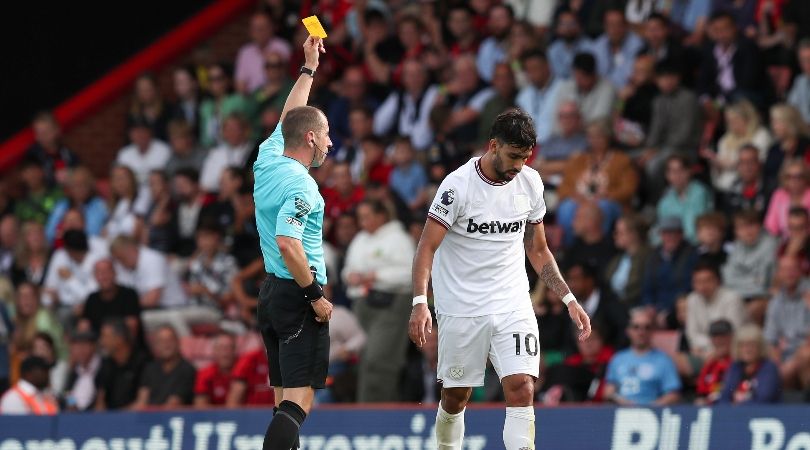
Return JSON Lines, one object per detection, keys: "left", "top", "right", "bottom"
{"left": 43, "top": 238, "right": 108, "bottom": 307}
{"left": 341, "top": 220, "right": 414, "bottom": 296}
{"left": 373, "top": 85, "right": 439, "bottom": 151}
{"left": 0, "top": 380, "right": 54, "bottom": 415}
{"left": 104, "top": 199, "right": 140, "bottom": 243}
{"left": 200, "top": 143, "right": 252, "bottom": 193}
{"left": 115, "top": 246, "right": 188, "bottom": 308}
{"left": 116, "top": 140, "right": 171, "bottom": 189}
{"left": 67, "top": 354, "right": 101, "bottom": 410}
{"left": 235, "top": 39, "right": 292, "bottom": 93}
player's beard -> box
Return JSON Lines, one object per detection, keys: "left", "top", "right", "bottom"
{"left": 493, "top": 153, "right": 519, "bottom": 181}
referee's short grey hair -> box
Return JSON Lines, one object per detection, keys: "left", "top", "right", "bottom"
{"left": 282, "top": 106, "right": 327, "bottom": 148}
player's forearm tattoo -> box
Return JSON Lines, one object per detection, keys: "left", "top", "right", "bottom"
{"left": 540, "top": 261, "right": 570, "bottom": 298}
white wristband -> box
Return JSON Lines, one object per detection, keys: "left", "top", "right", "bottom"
{"left": 562, "top": 293, "right": 576, "bottom": 306}
{"left": 412, "top": 295, "right": 428, "bottom": 306}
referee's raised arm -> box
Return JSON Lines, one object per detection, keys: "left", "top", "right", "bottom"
{"left": 279, "top": 35, "right": 325, "bottom": 122}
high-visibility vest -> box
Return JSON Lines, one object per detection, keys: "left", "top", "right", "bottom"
{"left": 12, "top": 386, "right": 58, "bottom": 415}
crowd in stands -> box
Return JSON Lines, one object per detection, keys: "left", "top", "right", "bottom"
{"left": 3, "top": 0, "right": 810, "bottom": 414}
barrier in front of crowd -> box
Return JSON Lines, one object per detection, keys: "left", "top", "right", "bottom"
{"left": 1, "top": 404, "right": 809, "bottom": 449}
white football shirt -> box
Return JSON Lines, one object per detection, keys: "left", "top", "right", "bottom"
{"left": 428, "top": 157, "right": 546, "bottom": 317}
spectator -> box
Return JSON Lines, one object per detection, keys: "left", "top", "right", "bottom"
{"left": 719, "top": 324, "right": 782, "bottom": 403}
{"left": 373, "top": 59, "right": 439, "bottom": 152}
{"left": 183, "top": 224, "right": 237, "bottom": 313}
{"left": 640, "top": 60, "right": 701, "bottom": 188}
{"left": 433, "top": 54, "right": 495, "bottom": 149}
{"left": 45, "top": 167, "right": 108, "bottom": 244}
{"left": 555, "top": 53, "right": 617, "bottom": 130}
{"left": 657, "top": 155, "right": 713, "bottom": 243}
{"left": 327, "top": 66, "right": 378, "bottom": 151}
{"left": 234, "top": 11, "right": 291, "bottom": 94}
{"left": 200, "top": 167, "right": 245, "bottom": 237}
{"left": 132, "top": 326, "right": 195, "bottom": 409}
{"left": 104, "top": 165, "right": 144, "bottom": 242}
{"left": 763, "top": 103, "right": 810, "bottom": 183}
{"left": 559, "top": 118, "right": 638, "bottom": 241}
{"left": 476, "top": 4, "right": 514, "bottom": 83}
{"left": 638, "top": 13, "right": 687, "bottom": 71}
{"left": 109, "top": 235, "right": 188, "bottom": 310}
{"left": 165, "top": 119, "right": 207, "bottom": 178}
{"left": 194, "top": 332, "right": 236, "bottom": 407}
{"left": 342, "top": 200, "right": 414, "bottom": 402}
{"left": 226, "top": 349, "right": 274, "bottom": 407}
{"left": 322, "top": 162, "right": 365, "bottom": 221}
{"left": 565, "top": 261, "right": 629, "bottom": 348}
{"left": 605, "top": 214, "right": 651, "bottom": 307}
{"left": 30, "top": 332, "right": 68, "bottom": 398}
{"left": 80, "top": 259, "right": 141, "bottom": 339}
{"left": 319, "top": 305, "right": 367, "bottom": 403}
{"left": 61, "top": 330, "right": 101, "bottom": 411}
{"left": 695, "top": 319, "right": 735, "bottom": 405}
{"left": 696, "top": 212, "right": 728, "bottom": 268}
{"left": 127, "top": 73, "right": 172, "bottom": 141}
{"left": 364, "top": 15, "right": 427, "bottom": 87}
{"left": 698, "top": 11, "right": 768, "bottom": 108}
{"left": 199, "top": 63, "right": 254, "bottom": 148}
{"left": 94, "top": 318, "right": 149, "bottom": 411}
{"left": 0, "top": 303, "right": 11, "bottom": 393}
{"left": 200, "top": 114, "right": 253, "bottom": 193}
{"left": 253, "top": 50, "right": 293, "bottom": 119}
{"left": 787, "top": 39, "right": 810, "bottom": 123}
{"left": 389, "top": 137, "right": 428, "bottom": 212}
{"left": 477, "top": 63, "right": 518, "bottom": 145}
{"left": 723, "top": 210, "right": 778, "bottom": 299}
{"left": 24, "top": 111, "right": 79, "bottom": 187}
{"left": 589, "top": 8, "right": 644, "bottom": 89}
{"left": 615, "top": 55, "right": 658, "bottom": 149}
{"left": 563, "top": 201, "right": 619, "bottom": 269}
{"left": 764, "top": 160, "right": 810, "bottom": 237}
{"left": 172, "top": 168, "right": 208, "bottom": 257}
{"left": 548, "top": 9, "right": 593, "bottom": 80}
{"left": 764, "top": 256, "right": 810, "bottom": 387}
{"left": 444, "top": 5, "right": 480, "bottom": 57}
{"left": 540, "top": 325, "right": 614, "bottom": 404}
{"left": 142, "top": 170, "right": 176, "bottom": 253}
{"left": 0, "top": 215, "right": 18, "bottom": 278}
{"left": 641, "top": 216, "right": 699, "bottom": 318}
{"left": 0, "top": 356, "right": 57, "bottom": 415}
{"left": 604, "top": 308, "right": 681, "bottom": 405}
{"left": 777, "top": 207, "right": 810, "bottom": 275}
{"left": 516, "top": 49, "right": 562, "bottom": 143}
{"left": 670, "top": 0, "right": 712, "bottom": 47}
{"left": 14, "top": 156, "right": 62, "bottom": 225}
{"left": 10, "top": 222, "right": 50, "bottom": 287}
{"left": 706, "top": 99, "right": 772, "bottom": 192}
{"left": 42, "top": 230, "right": 107, "bottom": 323}
{"left": 357, "top": 136, "right": 393, "bottom": 185}
{"left": 533, "top": 100, "right": 587, "bottom": 184}
{"left": 686, "top": 262, "right": 746, "bottom": 359}
{"left": 169, "top": 67, "right": 201, "bottom": 134}
{"left": 118, "top": 119, "right": 172, "bottom": 197}
{"left": 334, "top": 106, "right": 375, "bottom": 182}
{"left": 721, "top": 145, "right": 774, "bottom": 217}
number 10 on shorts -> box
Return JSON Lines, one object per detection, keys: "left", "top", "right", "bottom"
{"left": 512, "top": 333, "right": 538, "bottom": 356}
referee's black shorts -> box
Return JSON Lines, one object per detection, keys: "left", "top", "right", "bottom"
{"left": 258, "top": 273, "right": 329, "bottom": 389}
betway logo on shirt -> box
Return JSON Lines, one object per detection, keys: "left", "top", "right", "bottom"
{"left": 466, "top": 218, "right": 525, "bottom": 234}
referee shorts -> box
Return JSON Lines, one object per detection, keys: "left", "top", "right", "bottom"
{"left": 258, "top": 274, "right": 329, "bottom": 389}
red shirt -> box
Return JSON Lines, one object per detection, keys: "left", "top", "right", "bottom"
{"left": 321, "top": 186, "right": 365, "bottom": 220}
{"left": 231, "top": 350, "right": 275, "bottom": 405}
{"left": 563, "top": 346, "right": 615, "bottom": 402}
{"left": 696, "top": 356, "right": 731, "bottom": 400}
{"left": 194, "top": 363, "right": 233, "bottom": 406}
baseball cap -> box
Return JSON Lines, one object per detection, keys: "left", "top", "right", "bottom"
{"left": 709, "top": 319, "right": 733, "bottom": 336}
{"left": 659, "top": 216, "right": 683, "bottom": 232}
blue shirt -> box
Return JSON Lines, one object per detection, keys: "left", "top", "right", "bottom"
{"left": 516, "top": 79, "right": 562, "bottom": 143}
{"left": 588, "top": 32, "right": 644, "bottom": 89}
{"left": 253, "top": 125, "right": 327, "bottom": 285}
{"left": 390, "top": 162, "right": 427, "bottom": 204}
{"left": 548, "top": 37, "right": 593, "bottom": 80}
{"left": 606, "top": 349, "right": 681, "bottom": 405}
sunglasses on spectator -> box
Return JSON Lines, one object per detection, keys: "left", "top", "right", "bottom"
{"left": 630, "top": 323, "right": 652, "bottom": 330}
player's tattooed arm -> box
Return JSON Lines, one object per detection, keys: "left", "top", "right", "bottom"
{"left": 539, "top": 261, "right": 571, "bottom": 298}
{"left": 525, "top": 222, "right": 571, "bottom": 298}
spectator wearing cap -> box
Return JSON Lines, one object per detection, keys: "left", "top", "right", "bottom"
{"left": 165, "top": 119, "right": 207, "bottom": 178}
{"left": 765, "top": 160, "right": 810, "bottom": 238}
{"left": 656, "top": 156, "right": 713, "bottom": 244}
{"left": 94, "top": 318, "right": 150, "bottom": 411}
{"left": 788, "top": 39, "right": 810, "bottom": 123}
{"left": 62, "top": 330, "right": 101, "bottom": 411}
{"left": 722, "top": 210, "right": 778, "bottom": 299}
{"left": 43, "top": 229, "right": 108, "bottom": 323}
{"left": 694, "top": 319, "right": 735, "bottom": 405}
{"left": 554, "top": 53, "right": 616, "bottom": 131}
{"left": 116, "top": 117, "right": 171, "bottom": 192}
{"left": 81, "top": 259, "right": 142, "bottom": 338}
{"left": 588, "top": 8, "right": 644, "bottom": 89}
{"left": 720, "top": 145, "right": 774, "bottom": 218}
{"left": 476, "top": 4, "right": 514, "bottom": 83}
{"left": 14, "top": 155, "right": 63, "bottom": 225}
{"left": 565, "top": 262, "right": 629, "bottom": 349}
{"left": 0, "top": 356, "right": 57, "bottom": 415}
{"left": 45, "top": 167, "right": 108, "bottom": 244}
{"left": 132, "top": 326, "right": 196, "bottom": 410}
{"left": 194, "top": 332, "right": 236, "bottom": 407}
{"left": 199, "top": 114, "right": 253, "bottom": 193}
{"left": 516, "top": 49, "right": 562, "bottom": 143}
{"left": 641, "top": 216, "right": 699, "bottom": 318}
{"left": 24, "top": 111, "right": 80, "bottom": 187}
{"left": 686, "top": 262, "right": 745, "bottom": 360}
{"left": 234, "top": 11, "right": 291, "bottom": 95}
{"left": 719, "top": 324, "right": 782, "bottom": 404}
{"left": 548, "top": 9, "right": 593, "bottom": 80}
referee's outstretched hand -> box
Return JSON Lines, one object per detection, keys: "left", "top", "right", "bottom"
{"left": 312, "top": 297, "right": 333, "bottom": 322}
{"left": 303, "top": 35, "right": 325, "bottom": 69}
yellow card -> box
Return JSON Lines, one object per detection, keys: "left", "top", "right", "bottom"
{"left": 302, "top": 15, "right": 328, "bottom": 39}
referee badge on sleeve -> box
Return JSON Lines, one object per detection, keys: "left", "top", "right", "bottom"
{"left": 285, "top": 217, "right": 303, "bottom": 227}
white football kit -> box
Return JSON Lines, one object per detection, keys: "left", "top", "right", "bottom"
{"left": 428, "top": 157, "right": 546, "bottom": 387}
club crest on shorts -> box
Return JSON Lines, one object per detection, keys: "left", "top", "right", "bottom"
{"left": 449, "top": 366, "right": 464, "bottom": 380}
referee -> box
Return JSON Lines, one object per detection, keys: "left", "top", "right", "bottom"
{"left": 253, "top": 35, "right": 333, "bottom": 450}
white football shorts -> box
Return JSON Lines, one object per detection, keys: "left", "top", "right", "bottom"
{"left": 437, "top": 309, "right": 540, "bottom": 388}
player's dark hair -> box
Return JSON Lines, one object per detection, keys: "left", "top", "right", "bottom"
{"left": 282, "top": 106, "right": 326, "bottom": 149}
{"left": 572, "top": 52, "right": 597, "bottom": 75}
{"left": 489, "top": 109, "right": 536, "bottom": 150}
